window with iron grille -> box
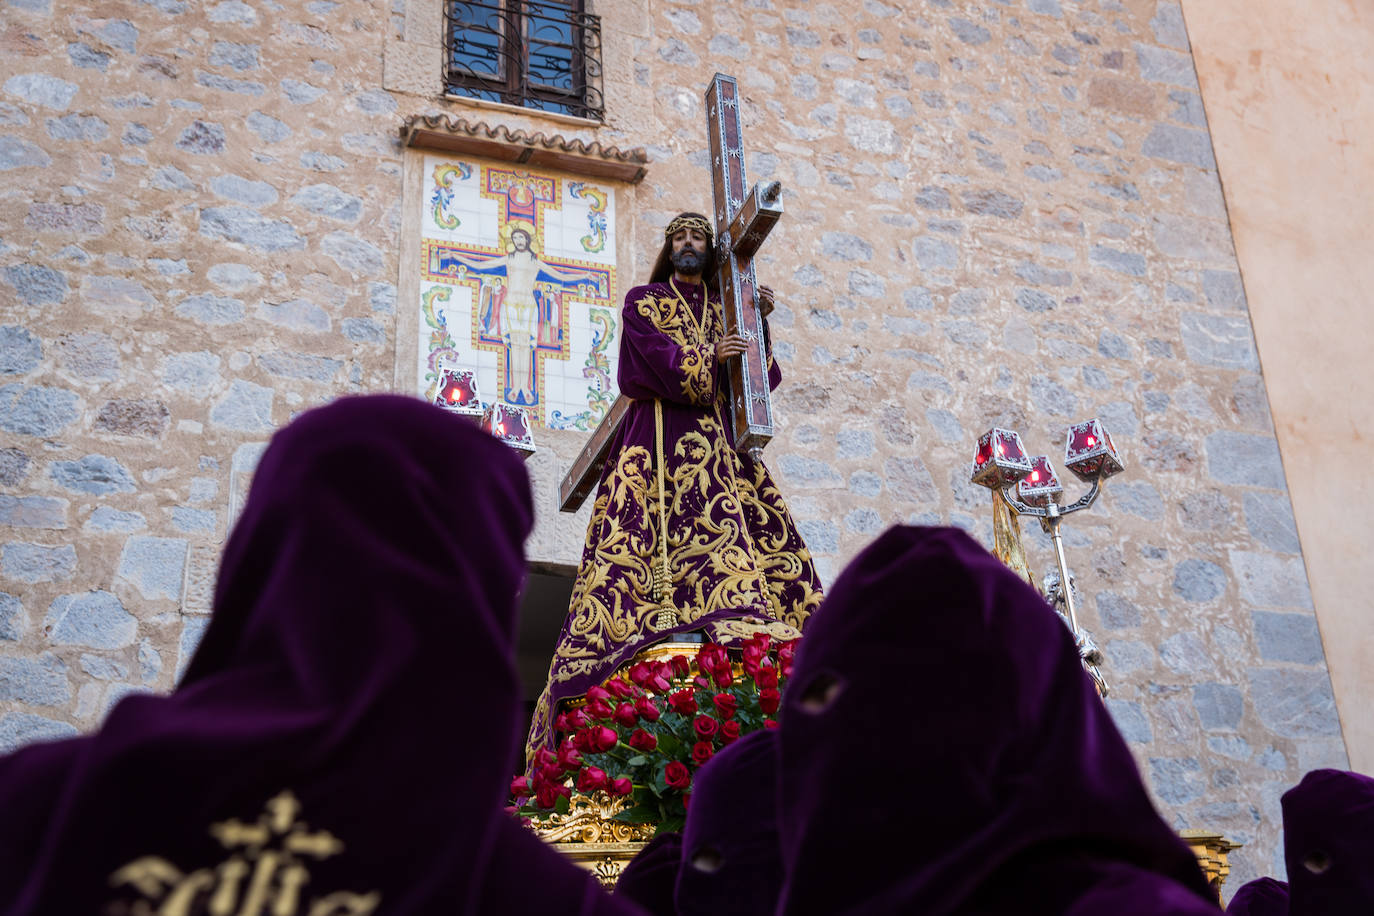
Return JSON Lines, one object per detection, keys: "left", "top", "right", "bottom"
{"left": 445, "top": 1, "right": 604, "bottom": 121}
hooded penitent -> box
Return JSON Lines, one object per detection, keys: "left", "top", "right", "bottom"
{"left": 675, "top": 727, "right": 784, "bottom": 915}
{"left": 1280, "top": 768, "right": 1374, "bottom": 915}
{"left": 615, "top": 832, "right": 685, "bottom": 913}
{"left": 1225, "top": 877, "right": 1290, "bottom": 915}
{"left": 0, "top": 396, "right": 637, "bottom": 915}
{"left": 614, "top": 728, "right": 783, "bottom": 916}
{"left": 775, "top": 525, "right": 1221, "bottom": 915}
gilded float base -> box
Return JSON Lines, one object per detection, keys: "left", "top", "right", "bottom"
{"left": 1182, "top": 829, "right": 1243, "bottom": 903}
{"left": 527, "top": 791, "right": 651, "bottom": 887}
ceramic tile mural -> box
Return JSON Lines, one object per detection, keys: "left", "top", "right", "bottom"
{"left": 417, "top": 154, "right": 619, "bottom": 430}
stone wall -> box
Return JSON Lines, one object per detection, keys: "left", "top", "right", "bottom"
{"left": 0, "top": 0, "right": 1344, "bottom": 885}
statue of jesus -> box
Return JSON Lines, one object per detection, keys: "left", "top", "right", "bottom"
{"left": 526, "top": 212, "right": 824, "bottom": 756}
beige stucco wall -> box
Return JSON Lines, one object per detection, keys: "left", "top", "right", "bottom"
{"left": 1181, "top": 0, "right": 1374, "bottom": 772}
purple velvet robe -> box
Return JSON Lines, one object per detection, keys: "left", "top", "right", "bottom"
{"left": 527, "top": 280, "right": 822, "bottom": 756}
{"left": 776, "top": 526, "right": 1221, "bottom": 915}
{"left": 0, "top": 396, "right": 641, "bottom": 916}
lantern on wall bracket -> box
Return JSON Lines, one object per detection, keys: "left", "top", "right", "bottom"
{"left": 1016, "top": 455, "right": 1064, "bottom": 509}
{"left": 432, "top": 366, "right": 484, "bottom": 419}
{"left": 481, "top": 402, "right": 536, "bottom": 459}
{"left": 969, "top": 427, "right": 1033, "bottom": 489}
{"left": 1063, "top": 417, "right": 1124, "bottom": 482}
{"left": 968, "top": 427, "right": 1037, "bottom": 590}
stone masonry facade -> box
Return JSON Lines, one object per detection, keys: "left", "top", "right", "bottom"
{"left": 0, "top": 0, "right": 1342, "bottom": 884}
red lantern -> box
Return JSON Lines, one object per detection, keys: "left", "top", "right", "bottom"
{"left": 1017, "top": 455, "right": 1064, "bottom": 508}
{"left": 969, "top": 428, "right": 1033, "bottom": 489}
{"left": 1063, "top": 418, "right": 1124, "bottom": 483}
{"left": 432, "top": 367, "right": 483, "bottom": 418}
{"left": 481, "top": 402, "right": 536, "bottom": 458}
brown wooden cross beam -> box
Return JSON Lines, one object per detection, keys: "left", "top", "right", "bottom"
{"left": 559, "top": 72, "right": 784, "bottom": 512}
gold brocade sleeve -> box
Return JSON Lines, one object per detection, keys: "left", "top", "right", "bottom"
{"left": 630, "top": 292, "right": 719, "bottom": 408}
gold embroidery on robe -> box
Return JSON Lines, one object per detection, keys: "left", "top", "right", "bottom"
{"left": 107, "top": 790, "right": 379, "bottom": 916}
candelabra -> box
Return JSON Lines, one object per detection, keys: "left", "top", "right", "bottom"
{"left": 969, "top": 419, "right": 1124, "bottom": 696}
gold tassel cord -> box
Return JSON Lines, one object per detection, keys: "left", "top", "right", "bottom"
{"left": 652, "top": 399, "right": 679, "bottom": 631}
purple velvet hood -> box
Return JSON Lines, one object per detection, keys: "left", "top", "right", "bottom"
{"left": 1225, "top": 877, "right": 1290, "bottom": 915}
{"left": 775, "top": 526, "right": 1220, "bottom": 915}
{"left": 0, "top": 396, "right": 634, "bottom": 914}
{"left": 1281, "top": 768, "right": 1374, "bottom": 914}
{"left": 675, "top": 728, "right": 783, "bottom": 914}
{"left": 614, "top": 729, "right": 782, "bottom": 915}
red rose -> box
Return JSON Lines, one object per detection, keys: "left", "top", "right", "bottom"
{"left": 586, "top": 698, "right": 614, "bottom": 720}
{"left": 693, "top": 715, "right": 718, "bottom": 740}
{"left": 628, "top": 728, "right": 658, "bottom": 752}
{"left": 668, "top": 689, "right": 697, "bottom": 715}
{"left": 628, "top": 662, "right": 653, "bottom": 688}
{"left": 712, "top": 693, "right": 738, "bottom": 720}
{"left": 755, "top": 664, "right": 779, "bottom": 688}
{"left": 556, "top": 741, "right": 582, "bottom": 771}
{"left": 590, "top": 725, "right": 619, "bottom": 753}
{"left": 741, "top": 636, "right": 770, "bottom": 677}
{"left": 566, "top": 708, "right": 588, "bottom": 729}
{"left": 610, "top": 777, "right": 633, "bottom": 797}
{"left": 634, "top": 695, "right": 661, "bottom": 722}
{"left": 554, "top": 712, "right": 572, "bottom": 733}
{"left": 510, "top": 775, "right": 531, "bottom": 798}
{"left": 571, "top": 729, "right": 591, "bottom": 752}
{"left": 697, "top": 644, "right": 731, "bottom": 686}
{"left": 691, "top": 741, "right": 713, "bottom": 765}
{"left": 535, "top": 780, "right": 569, "bottom": 809}
{"left": 682, "top": 793, "right": 691, "bottom": 811}
{"left": 650, "top": 661, "right": 673, "bottom": 691}
{"left": 720, "top": 720, "right": 741, "bottom": 744}
{"left": 613, "top": 703, "right": 638, "bottom": 727}
{"left": 759, "top": 687, "right": 781, "bottom": 715}
{"left": 665, "top": 761, "right": 691, "bottom": 789}
{"left": 533, "top": 747, "right": 558, "bottom": 769}
{"left": 586, "top": 685, "right": 612, "bottom": 703}
{"left": 764, "top": 719, "right": 779, "bottom": 730}
{"left": 778, "top": 640, "right": 798, "bottom": 677}
{"left": 577, "top": 766, "right": 608, "bottom": 793}
{"left": 669, "top": 654, "right": 691, "bottom": 677}
{"left": 606, "top": 678, "right": 635, "bottom": 699}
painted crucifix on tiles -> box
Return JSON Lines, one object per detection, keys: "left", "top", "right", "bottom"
{"left": 418, "top": 156, "right": 618, "bottom": 429}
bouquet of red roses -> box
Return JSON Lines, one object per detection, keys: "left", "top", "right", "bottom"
{"left": 512, "top": 634, "right": 797, "bottom": 835}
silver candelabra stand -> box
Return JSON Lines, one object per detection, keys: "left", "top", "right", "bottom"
{"left": 969, "top": 419, "right": 1125, "bottom": 697}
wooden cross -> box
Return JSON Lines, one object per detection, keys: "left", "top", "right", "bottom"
{"left": 559, "top": 72, "right": 784, "bottom": 512}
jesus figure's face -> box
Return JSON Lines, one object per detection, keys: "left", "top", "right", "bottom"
{"left": 510, "top": 230, "right": 532, "bottom": 252}
{"left": 670, "top": 226, "right": 709, "bottom": 276}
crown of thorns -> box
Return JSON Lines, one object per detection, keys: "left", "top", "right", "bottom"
{"left": 664, "top": 215, "right": 713, "bottom": 240}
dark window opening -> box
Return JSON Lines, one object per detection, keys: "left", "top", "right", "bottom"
{"left": 446, "top": 1, "right": 605, "bottom": 121}
{"left": 515, "top": 563, "right": 577, "bottom": 749}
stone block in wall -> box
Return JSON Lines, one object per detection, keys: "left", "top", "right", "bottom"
{"left": 0, "top": 712, "right": 77, "bottom": 754}
{"left": 384, "top": 39, "right": 442, "bottom": 98}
